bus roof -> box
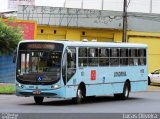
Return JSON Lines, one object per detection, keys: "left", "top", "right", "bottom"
{"left": 19, "top": 40, "right": 147, "bottom": 48}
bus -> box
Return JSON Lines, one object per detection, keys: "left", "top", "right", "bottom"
{"left": 15, "top": 40, "right": 148, "bottom": 104}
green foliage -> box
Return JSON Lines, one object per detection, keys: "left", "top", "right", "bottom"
{"left": 0, "top": 19, "right": 22, "bottom": 55}
{"left": 0, "top": 84, "right": 15, "bottom": 94}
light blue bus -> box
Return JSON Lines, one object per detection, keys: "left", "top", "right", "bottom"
{"left": 15, "top": 40, "right": 148, "bottom": 104}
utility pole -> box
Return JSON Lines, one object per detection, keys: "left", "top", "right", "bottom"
{"left": 150, "top": 0, "right": 152, "bottom": 13}
{"left": 122, "top": 0, "right": 127, "bottom": 42}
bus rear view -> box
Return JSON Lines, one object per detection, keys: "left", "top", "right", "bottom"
{"left": 16, "top": 41, "right": 64, "bottom": 104}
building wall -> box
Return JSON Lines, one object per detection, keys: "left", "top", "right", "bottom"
{"left": 36, "top": 25, "right": 160, "bottom": 73}
{"left": 2, "top": 19, "right": 37, "bottom": 40}
{"left": 37, "top": 25, "right": 122, "bottom": 42}
{"left": 128, "top": 31, "right": 160, "bottom": 73}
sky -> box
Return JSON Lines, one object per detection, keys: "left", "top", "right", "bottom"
{"left": 34, "top": 0, "right": 160, "bottom": 13}
{"left": 1, "top": 0, "right": 160, "bottom": 14}
{"left": 0, "top": 0, "right": 8, "bottom": 12}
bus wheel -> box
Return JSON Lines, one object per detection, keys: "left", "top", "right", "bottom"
{"left": 34, "top": 96, "right": 44, "bottom": 104}
{"left": 123, "top": 82, "right": 130, "bottom": 99}
{"left": 114, "top": 82, "right": 130, "bottom": 100}
{"left": 76, "top": 85, "right": 85, "bottom": 104}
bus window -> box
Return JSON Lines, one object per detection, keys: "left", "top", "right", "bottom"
{"left": 138, "top": 49, "right": 146, "bottom": 57}
{"left": 88, "top": 48, "right": 98, "bottom": 66}
{"left": 20, "top": 53, "right": 26, "bottom": 74}
{"left": 139, "top": 58, "right": 146, "bottom": 65}
{"left": 110, "top": 48, "right": 119, "bottom": 57}
{"left": 120, "top": 49, "right": 128, "bottom": 57}
{"left": 110, "top": 48, "right": 119, "bottom": 66}
{"left": 88, "top": 48, "right": 98, "bottom": 57}
{"left": 31, "top": 52, "right": 39, "bottom": 72}
{"left": 129, "top": 49, "right": 138, "bottom": 66}
{"left": 79, "top": 48, "right": 87, "bottom": 57}
{"left": 62, "top": 51, "right": 67, "bottom": 84}
{"left": 99, "top": 48, "right": 109, "bottom": 57}
{"left": 138, "top": 49, "right": 146, "bottom": 65}
{"left": 79, "top": 58, "right": 88, "bottom": 67}
{"left": 120, "top": 49, "right": 128, "bottom": 66}
{"left": 19, "top": 52, "right": 30, "bottom": 74}
{"left": 78, "top": 48, "right": 88, "bottom": 67}
{"left": 66, "top": 47, "right": 76, "bottom": 82}
{"left": 99, "top": 48, "right": 109, "bottom": 66}
{"left": 67, "top": 48, "right": 76, "bottom": 68}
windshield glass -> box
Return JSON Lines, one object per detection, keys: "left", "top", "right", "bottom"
{"left": 16, "top": 42, "right": 63, "bottom": 84}
{"left": 19, "top": 51, "right": 62, "bottom": 73}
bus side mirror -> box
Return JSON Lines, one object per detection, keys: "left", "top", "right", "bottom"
{"left": 13, "top": 49, "right": 17, "bottom": 63}
{"left": 13, "top": 55, "right": 16, "bottom": 63}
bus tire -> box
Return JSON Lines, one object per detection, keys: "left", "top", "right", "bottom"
{"left": 76, "top": 84, "right": 86, "bottom": 104}
{"left": 122, "top": 81, "right": 130, "bottom": 100}
{"left": 34, "top": 96, "right": 44, "bottom": 104}
{"left": 114, "top": 81, "right": 130, "bottom": 100}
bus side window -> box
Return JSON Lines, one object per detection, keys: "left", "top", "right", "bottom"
{"left": 110, "top": 48, "right": 119, "bottom": 66}
{"left": 138, "top": 49, "right": 146, "bottom": 65}
{"left": 67, "top": 48, "right": 76, "bottom": 68}
{"left": 88, "top": 48, "right": 98, "bottom": 66}
{"left": 62, "top": 51, "right": 67, "bottom": 84}
{"left": 120, "top": 48, "right": 128, "bottom": 66}
{"left": 99, "top": 48, "right": 109, "bottom": 66}
{"left": 78, "top": 48, "right": 88, "bottom": 67}
{"left": 66, "top": 47, "right": 76, "bottom": 82}
{"left": 129, "top": 49, "right": 138, "bottom": 66}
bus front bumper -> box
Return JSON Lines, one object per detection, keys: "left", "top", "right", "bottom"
{"left": 16, "top": 84, "right": 65, "bottom": 98}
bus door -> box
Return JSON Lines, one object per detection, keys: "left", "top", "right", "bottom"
{"left": 62, "top": 47, "right": 76, "bottom": 98}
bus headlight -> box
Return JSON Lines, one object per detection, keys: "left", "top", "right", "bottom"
{"left": 52, "top": 84, "right": 60, "bottom": 89}
{"left": 16, "top": 83, "right": 24, "bottom": 88}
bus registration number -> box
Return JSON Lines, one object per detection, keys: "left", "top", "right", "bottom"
{"left": 33, "top": 91, "right": 41, "bottom": 95}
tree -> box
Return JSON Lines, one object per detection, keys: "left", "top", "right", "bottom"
{"left": 0, "top": 19, "right": 22, "bottom": 55}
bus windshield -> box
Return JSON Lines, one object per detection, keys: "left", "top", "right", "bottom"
{"left": 16, "top": 42, "right": 63, "bottom": 84}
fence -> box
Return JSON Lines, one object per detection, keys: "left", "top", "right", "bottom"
{"left": 0, "top": 55, "right": 15, "bottom": 83}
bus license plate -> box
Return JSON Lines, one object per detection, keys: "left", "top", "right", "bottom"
{"left": 33, "top": 91, "right": 41, "bottom": 95}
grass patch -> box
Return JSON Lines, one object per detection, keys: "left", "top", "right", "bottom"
{"left": 0, "top": 84, "right": 15, "bottom": 94}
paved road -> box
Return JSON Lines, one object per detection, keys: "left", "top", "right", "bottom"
{"left": 0, "top": 85, "right": 160, "bottom": 113}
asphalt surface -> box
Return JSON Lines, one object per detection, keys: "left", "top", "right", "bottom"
{"left": 0, "top": 85, "right": 160, "bottom": 114}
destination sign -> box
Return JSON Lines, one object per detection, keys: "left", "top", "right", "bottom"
{"left": 19, "top": 42, "right": 64, "bottom": 51}
{"left": 27, "top": 44, "right": 55, "bottom": 50}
